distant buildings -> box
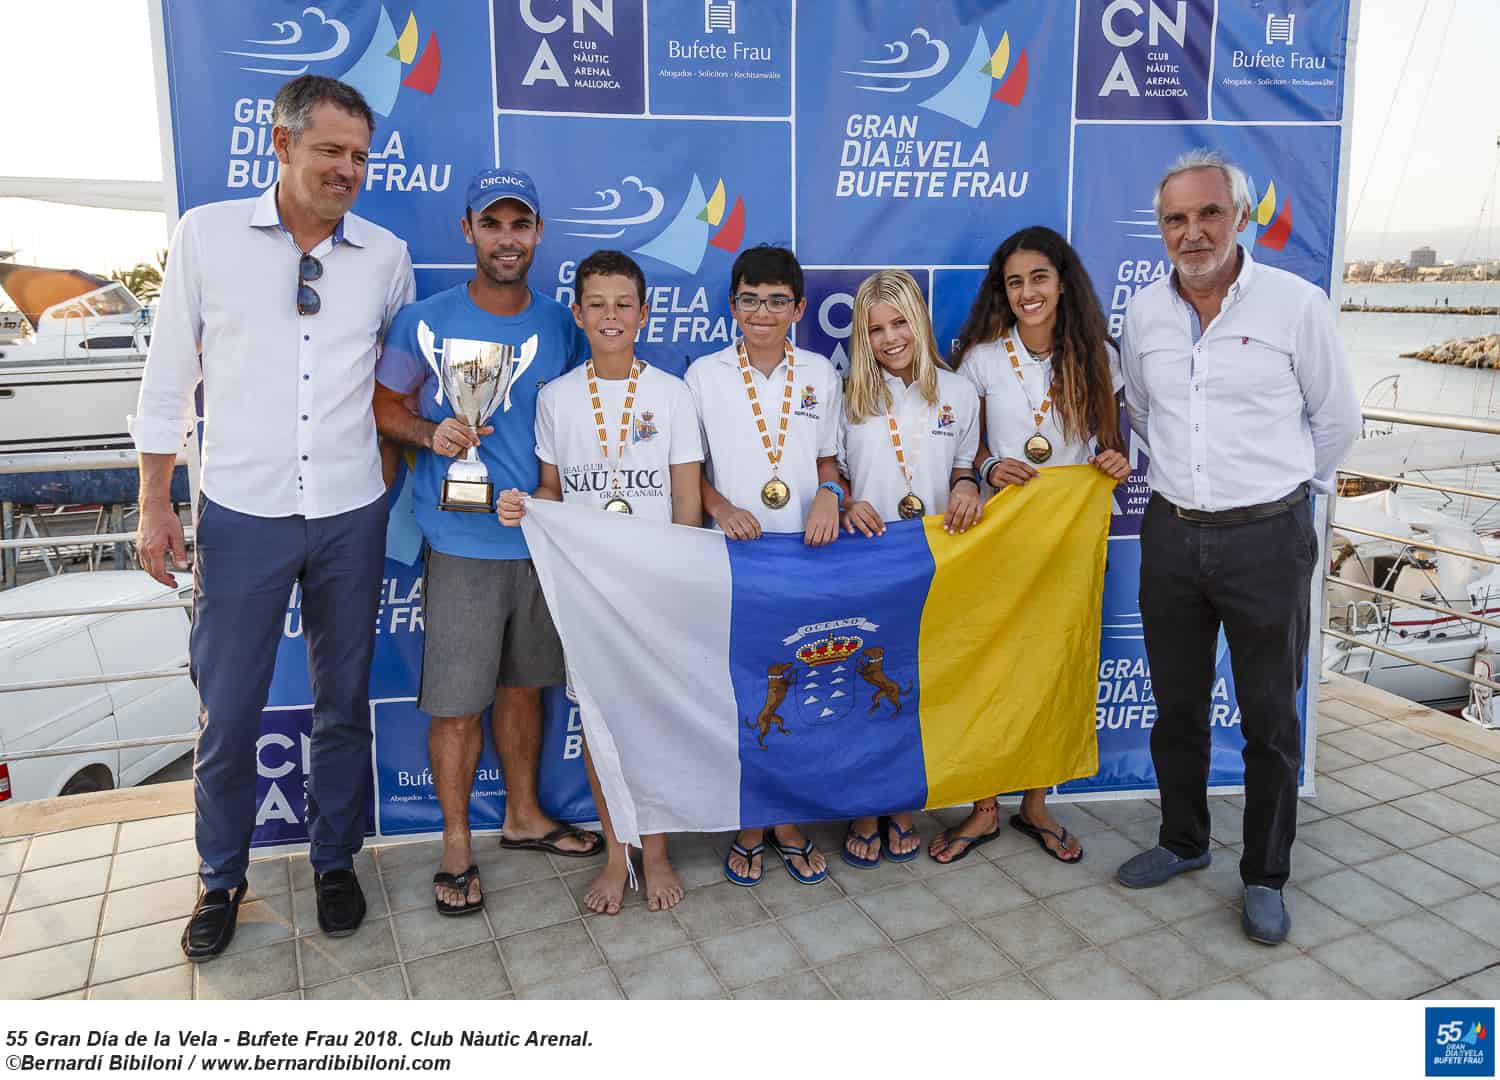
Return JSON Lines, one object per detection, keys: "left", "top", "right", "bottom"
{"left": 1344, "top": 255, "right": 1499, "bottom": 283}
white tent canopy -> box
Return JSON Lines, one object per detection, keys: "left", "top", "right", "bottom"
{"left": 0, "top": 177, "right": 165, "bottom": 214}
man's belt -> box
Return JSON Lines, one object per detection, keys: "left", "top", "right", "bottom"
{"left": 1156, "top": 482, "right": 1310, "bottom": 526}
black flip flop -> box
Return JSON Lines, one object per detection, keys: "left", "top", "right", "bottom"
{"left": 927, "top": 825, "right": 1001, "bottom": 865}
{"left": 433, "top": 864, "right": 483, "bottom": 916}
{"left": 1010, "top": 814, "right": 1084, "bottom": 864}
{"left": 499, "top": 824, "right": 605, "bottom": 858}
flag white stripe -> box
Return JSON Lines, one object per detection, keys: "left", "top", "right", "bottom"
{"left": 522, "top": 501, "right": 741, "bottom": 846}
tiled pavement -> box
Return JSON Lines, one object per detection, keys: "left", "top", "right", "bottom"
{"left": 3, "top": 677, "right": 1499, "bottom": 1000}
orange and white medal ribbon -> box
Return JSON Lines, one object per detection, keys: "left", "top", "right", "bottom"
{"left": 884, "top": 407, "right": 925, "bottom": 519}
{"left": 586, "top": 358, "right": 643, "bottom": 514}
{"left": 1004, "top": 333, "right": 1054, "bottom": 464}
{"left": 735, "top": 339, "right": 795, "bottom": 509}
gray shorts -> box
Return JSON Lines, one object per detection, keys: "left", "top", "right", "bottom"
{"left": 418, "top": 550, "right": 566, "bottom": 717}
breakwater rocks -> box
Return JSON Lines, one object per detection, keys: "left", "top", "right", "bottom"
{"left": 1400, "top": 334, "right": 1500, "bottom": 367}
{"left": 1342, "top": 303, "right": 1500, "bottom": 315}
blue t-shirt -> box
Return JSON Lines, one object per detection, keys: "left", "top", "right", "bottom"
{"left": 377, "top": 283, "right": 586, "bottom": 559}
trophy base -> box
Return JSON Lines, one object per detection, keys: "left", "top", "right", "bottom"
{"left": 439, "top": 478, "right": 494, "bottom": 513}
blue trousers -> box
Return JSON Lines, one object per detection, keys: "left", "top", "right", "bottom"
{"left": 190, "top": 494, "right": 388, "bottom": 890}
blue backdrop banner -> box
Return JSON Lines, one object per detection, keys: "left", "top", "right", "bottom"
{"left": 152, "top": 0, "right": 1354, "bottom": 843}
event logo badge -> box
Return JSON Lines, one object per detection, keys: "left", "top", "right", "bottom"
{"left": 494, "top": 0, "right": 646, "bottom": 115}
{"left": 796, "top": 4, "right": 1073, "bottom": 265}
{"left": 1076, "top": 0, "right": 1212, "bottom": 120}
{"left": 1426, "top": 1008, "right": 1494, "bottom": 1077}
{"left": 938, "top": 405, "right": 956, "bottom": 429}
{"left": 556, "top": 174, "right": 746, "bottom": 275}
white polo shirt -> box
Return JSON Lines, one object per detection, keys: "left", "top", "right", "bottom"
{"left": 1121, "top": 245, "right": 1361, "bottom": 510}
{"left": 685, "top": 344, "right": 842, "bottom": 532}
{"left": 535, "top": 363, "right": 703, "bottom": 523}
{"left": 839, "top": 368, "right": 979, "bottom": 521}
{"left": 959, "top": 336, "right": 1123, "bottom": 468}
{"left": 131, "top": 185, "right": 414, "bottom": 519}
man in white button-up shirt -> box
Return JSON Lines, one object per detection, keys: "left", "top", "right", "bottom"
{"left": 132, "top": 76, "right": 415, "bottom": 961}
{"left": 1115, "top": 150, "right": 1359, "bottom": 945}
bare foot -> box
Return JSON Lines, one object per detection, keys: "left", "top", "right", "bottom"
{"left": 844, "top": 816, "right": 880, "bottom": 864}
{"left": 435, "top": 832, "right": 481, "bottom": 909}
{"left": 727, "top": 828, "right": 765, "bottom": 883}
{"left": 584, "top": 859, "right": 629, "bottom": 915}
{"left": 885, "top": 813, "right": 920, "bottom": 858}
{"left": 771, "top": 824, "right": 826, "bottom": 879}
{"left": 643, "top": 854, "right": 684, "bottom": 911}
{"left": 1018, "top": 791, "right": 1083, "bottom": 861}
{"left": 928, "top": 801, "right": 998, "bottom": 864}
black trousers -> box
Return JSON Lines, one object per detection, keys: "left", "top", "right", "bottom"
{"left": 1138, "top": 493, "right": 1317, "bottom": 889}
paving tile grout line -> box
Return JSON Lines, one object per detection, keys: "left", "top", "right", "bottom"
{"left": 1411, "top": 958, "right": 1500, "bottom": 1000}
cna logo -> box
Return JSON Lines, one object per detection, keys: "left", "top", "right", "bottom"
{"left": 841, "top": 24, "right": 1030, "bottom": 129}
{"left": 1112, "top": 177, "right": 1292, "bottom": 251}
{"left": 226, "top": 5, "right": 440, "bottom": 116}
{"left": 556, "top": 174, "right": 746, "bottom": 275}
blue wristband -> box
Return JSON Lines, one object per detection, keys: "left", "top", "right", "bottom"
{"left": 817, "top": 481, "right": 844, "bottom": 505}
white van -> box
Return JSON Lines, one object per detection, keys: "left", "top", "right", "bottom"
{"left": 0, "top": 571, "right": 198, "bottom": 803}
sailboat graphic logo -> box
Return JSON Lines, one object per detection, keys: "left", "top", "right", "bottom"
{"left": 556, "top": 174, "right": 747, "bottom": 275}
{"left": 226, "top": 5, "right": 441, "bottom": 118}
{"left": 841, "top": 24, "right": 1031, "bottom": 130}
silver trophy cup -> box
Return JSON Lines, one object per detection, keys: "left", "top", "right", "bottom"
{"left": 416, "top": 320, "right": 523, "bottom": 512}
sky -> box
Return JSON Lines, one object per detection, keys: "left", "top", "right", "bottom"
{"left": 1, "top": 0, "right": 1497, "bottom": 271}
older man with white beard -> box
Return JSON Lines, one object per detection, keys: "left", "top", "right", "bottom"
{"left": 1114, "top": 149, "right": 1360, "bottom": 945}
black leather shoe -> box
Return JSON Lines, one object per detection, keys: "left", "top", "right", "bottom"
{"left": 314, "top": 868, "right": 367, "bottom": 937}
{"left": 181, "top": 881, "right": 247, "bottom": 962}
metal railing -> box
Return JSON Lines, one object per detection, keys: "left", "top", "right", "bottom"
{"left": 1327, "top": 407, "right": 1500, "bottom": 700}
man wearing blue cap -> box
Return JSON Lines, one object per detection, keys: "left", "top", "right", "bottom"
{"left": 375, "top": 168, "right": 600, "bottom": 915}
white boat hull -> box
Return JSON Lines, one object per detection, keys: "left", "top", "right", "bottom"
{"left": 0, "top": 359, "right": 143, "bottom": 453}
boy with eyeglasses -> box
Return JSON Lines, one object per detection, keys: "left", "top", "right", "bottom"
{"left": 684, "top": 244, "right": 843, "bottom": 888}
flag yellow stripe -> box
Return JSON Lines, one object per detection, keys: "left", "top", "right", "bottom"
{"left": 917, "top": 465, "right": 1113, "bottom": 808}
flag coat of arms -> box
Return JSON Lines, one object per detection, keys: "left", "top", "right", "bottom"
{"left": 522, "top": 466, "right": 1114, "bottom": 846}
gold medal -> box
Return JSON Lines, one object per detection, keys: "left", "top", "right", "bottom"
{"left": 883, "top": 406, "right": 922, "bottom": 521}
{"left": 761, "top": 477, "right": 791, "bottom": 510}
{"left": 587, "top": 358, "right": 644, "bottom": 510}
{"left": 1024, "top": 433, "right": 1054, "bottom": 464}
{"left": 1004, "top": 334, "right": 1056, "bottom": 467}
{"left": 737, "top": 340, "right": 796, "bottom": 513}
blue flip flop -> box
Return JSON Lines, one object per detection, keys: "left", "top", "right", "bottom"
{"left": 767, "top": 832, "right": 829, "bottom": 885}
{"left": 723, "top": 841, "right": 766, "bottom": 887}
{"left": 840, "top": 824, "right": 881, "bottom": 869}
{"left": 881, "top": 817, "right": 920, "bottom": 863}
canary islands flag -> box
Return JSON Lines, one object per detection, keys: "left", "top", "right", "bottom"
{"left": 522, "top": 466, "right": 1114, "bottom": 846}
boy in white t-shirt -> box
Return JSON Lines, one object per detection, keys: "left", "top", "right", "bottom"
{"left": 684, "top": 244, "right": 843, "bottom": 888}
{"left": 498, "top": 250, "right": 704, "bottom": 914}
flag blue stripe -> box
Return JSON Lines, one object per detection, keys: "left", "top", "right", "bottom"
{"left": 725, "top": 522, "right": 934, "bottom": 826}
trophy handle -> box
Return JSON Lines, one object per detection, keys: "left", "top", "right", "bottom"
{"left": 416, "top": 320, "right": 445, "bottom": 407}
